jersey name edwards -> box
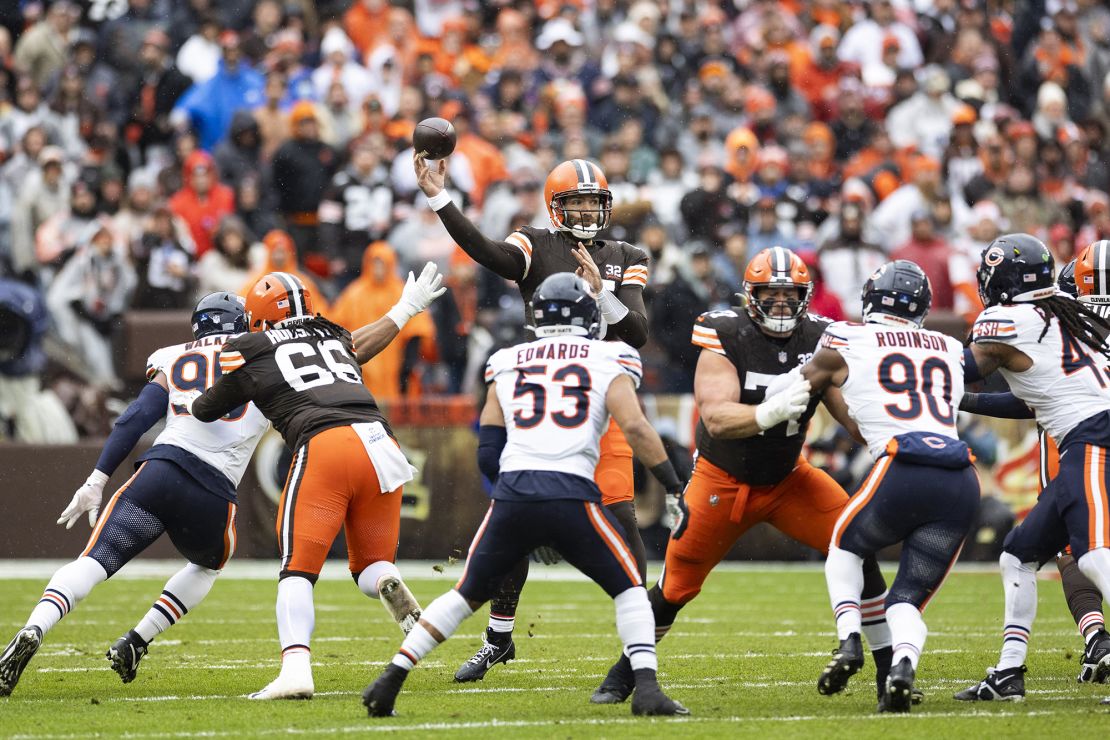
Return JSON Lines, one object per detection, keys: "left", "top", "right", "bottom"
{"left": 516, "top": 342, "right": 591, "bottom": 364}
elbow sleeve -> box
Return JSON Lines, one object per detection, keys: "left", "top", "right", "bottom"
{"left": 477, "top": 425, "right": 507, "bottom": 484}
{"left": 95, "top": 383, "right": 169, "bottom": 475}
{"left": 962, "top": 347, "right": 983, "bottom": 384}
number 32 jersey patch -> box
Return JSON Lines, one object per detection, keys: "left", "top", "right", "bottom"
{"left": 826, "top": 322, "right": 964, "bottom": 459}
{"left": 145, "top": 336, "right": 270, "bottom": 487}
{"left": 486, "top": 337, "right": 642, "bottom": 481}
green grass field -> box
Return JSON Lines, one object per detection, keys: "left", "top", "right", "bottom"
{"left": 1, "top": 562, "right": 1108, "bottom": 738}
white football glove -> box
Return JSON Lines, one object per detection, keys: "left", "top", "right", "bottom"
{"left": 57, "top": 470, "right": 109, "bottom": 529}
{"left": 386, "top": 262, "right": 447, "bottom": 328}
{"left": 755, "top": 373, "right": 811, "bottom": 430}
{"left": 530, "top": 546, "right": 562, "bottom": 565}
{"left": 763, "top": 366, "right": 802, "bottom": 398}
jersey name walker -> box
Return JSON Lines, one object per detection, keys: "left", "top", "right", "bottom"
{"left": 144, "top": 335, "right": 270, "bottom": 496}
{"left": 691, "top": 309, "right": 829, "bottom": 485}
{"left": 504, "top": 226, "right": 648, "bottom": 329}
{"left": 823, "top": 322, "right": 964, "bottom": 459}
{"left": 209, "top": 321, "right": 392, "bottom": 452}
{"left": 972, "top": 302, "right": 1110, "bottom": 446}
{"left": 486, "top": 336, "right": 642, "bottom": 484}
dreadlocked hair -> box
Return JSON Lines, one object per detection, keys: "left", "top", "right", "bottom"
{"left": 293, "top": 316, "right": 355, "bottom": 352}
{"left": 1034, "top": 296, "right": 1110, "bottom": 358}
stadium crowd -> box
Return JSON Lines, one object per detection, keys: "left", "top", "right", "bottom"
{"left": 1, "top": 0, "right": 1109, "bottom": 439}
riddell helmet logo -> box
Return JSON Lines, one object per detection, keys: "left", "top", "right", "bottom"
{"left": 984, "top": 246, "right": 1005, "bottom": 267}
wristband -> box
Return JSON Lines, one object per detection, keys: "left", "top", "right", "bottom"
{"left": 754, "top": 402, "right": 778, "bottom": 431}
{"left": 597, "top": 289, "right": 630, "bottom": 323}
{"left": 649, "top": 460, "right": 683, "bottom": 494}
{"left": 426, "top": 190, "right": 452, "bottom": 211}
{"left": 385, "top": 304, "right": 413, "bottom": 329}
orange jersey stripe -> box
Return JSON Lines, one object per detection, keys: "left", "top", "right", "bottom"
{"left": 584, "top": 502, "right": 640, "bottom": 585}
{"left": 832, "top": 456, "right": 891, "bottom": 548}
{"left": 83, "top": 463, "right": 147, "bottom": 556}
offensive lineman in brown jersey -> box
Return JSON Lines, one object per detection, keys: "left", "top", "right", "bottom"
{"left": 591, "top": 247, "right": 899, "bottom": 706}
{"left": 415, "top": 152, "right": 654, "bottom": 680}
{"left": 189, "top": 265, "right": 445, "bottom": 700}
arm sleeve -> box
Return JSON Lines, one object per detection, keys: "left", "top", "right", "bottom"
{"left": 477, "top": 425, "right": 507, "bottom": 483}
{"left": 606, "top": 283, "right": 648, "bottom": 348}
{"left": 434, "top": 202, "right": 528, "bottom": 281}
{"left": 94, "top": 383, "right": 169, "bottom": 475}
{"left": 192, "top": 368, "right": 255, "bottom": 422}
{"left": 959, "top": 392, "right": 1035, "bottom": 419}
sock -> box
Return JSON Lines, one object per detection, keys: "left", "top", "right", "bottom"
{"left": 134, "top": 563, "right": 219, "bottom": 643}
{"left": 647, "top": 584, "right": 683, "bottom": 643}
{"left": 861, "top": 555, "right": 892, "bottom": 651}
{"left": 887, "top": 601, "right": 927, "bottom": 670}
{"left": 390, "top": 589, "right": 473, "bottom": 670}
{"left": 615, "top": 586, "right": 657, "bottom": 672}
{"left": 1078, "top": 549, "right": 1110, "bottom": 614}
{"left": 485, "top": 557, "right": 527, "bottom": 641}
{"left": 825, "top": 546, "right": 864, "bottom": 640}
{"left": 26, "top": 557, "right": 107, "bottom": 635}
{"left": 486, "top": 612, "right": 514, "bottom": 644}
{"left": 997, "top": 552, "right": 1037, "bottom": 671}
{"left": 356, "top": 561, "right": 401, "bottom": 598}
{"left": 1056, "top": 554, "right": 1105, "bottom": 639}
{"left": 275, "top": 576, "right": 315, "bottom": 671}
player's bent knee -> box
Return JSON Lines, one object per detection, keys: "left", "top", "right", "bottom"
{"left": 355, "top": 561, "right": 402, "bottom": 597}
{"left": 279, "top": 569, "right": 320, "bottom": 586}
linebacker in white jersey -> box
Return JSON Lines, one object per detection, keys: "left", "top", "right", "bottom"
{"left": 362, "top": 273, "right": 689, "bottom": 718}
{"left": 791, "top": 261, "right": 980, "bottom": 713}
{"left": 953, "top": 234, "right": 1110, "bottom": 702}
{"left": 0, "top": 293, "right": 269, "bottom": 697}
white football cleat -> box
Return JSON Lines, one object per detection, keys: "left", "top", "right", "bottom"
{"left": 248, "top": 672, "right": 314, "bottom": 700}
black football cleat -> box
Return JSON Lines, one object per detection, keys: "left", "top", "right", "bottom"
{"left": 953, "top": 665, "right": 1026, "bottom": 701}
{"left": 591, "top": 654, "right": 635, "bottom": 704}
{"left": 453, "top": 638, "right": 515, "bottom": 682}
{"left": 818, "top": 632, "right": 864, "bottom": 695}
{"left": 631, "top": 686, "right": 690, "bottom": 716}
{"left": 0, "top": 627, "right": 42, "bottom": 697}
{"left": 878, "top": 657, "right": 915, "bottom": 713}
{"left": 107, "top": 630, "right": 149, "bottom": 684}
{"left": 1078, "top": 630, "right": 1110, "bottom": 683}
{"left": 363, "top": 664, "right": 408, "bottom": 717}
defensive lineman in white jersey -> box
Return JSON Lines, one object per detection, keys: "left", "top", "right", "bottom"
{"left": 362, "top": 273, "right": 689, "bottom": 718}
{"left": 955, "top": 234, "right": 1110, "bottom": 701}
{"left": 791, "top": 260, "right": 980, "bottom": 713}
{"left": 0, "top": 293, "right": 269, "bottom": 696}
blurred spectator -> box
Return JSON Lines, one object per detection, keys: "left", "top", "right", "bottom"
{"left": 639, "top": 216, "right": 683, "bottom": 289}
{"left": 131, "top": 206, "right": 194, "bottom": 309}
{"left": 870, "top": 154, "right": 944, "bottom": 251}
{"left": 748, "top": 196, "right": 793, "bottom": 253}
{"left": 35, "top": 171, "right": 103, "bottom": 272}
{"left": 171, "top": 31, "right": 265, "bottom": 152}
{"left": 651, "top": 243, "right": 733, "bottom": 392}
{"left": 234, "top": 173, "right": 279, "bottom": 240}
{"left": 319, "top": 136, "right": 394, "bottom": 282}
{"left": 643, "top": 149, "right": 697, "bottom": 233}
{"left": 175, "top": 12, "right": 221, "bottom": 84}
{"left": 680, "top": 161, "right": 740, "bottom": 248}
{"left": 345, "top": 0, "right": 390, "bottom": 57}
{"left": 430, "top": 248, "right": 478, "bottom": 394}
{"left": 168, "top": 150, "right": 234, "bottom": 259}
{"left": 196, "top": 215, "right": 258, "bottom": 299}
{"left": 214, "top": 110, "right": 263, "bottom": 189}
{"left": 241, "top": 229, "right": 329, "bottom": 314}
{"left": 1017, "top": 19, "right": 1092, "bottom": 121}
{"left": 818, "top": 201, "right": 886, "bottom": 319}
{"left": 887, "top": 66, "right": 961, "bottom": 158}
{"left": 891, "top": 210, "right": 956, "bottom": 311}
{"left": 116, "top": 29, "right": 191, "bottom": 162}
{"left": 830, "top": 82, "right": 877, "bottom": 162}
{"left": 46, "top": 219, "right": 136, "bottom": 390}
{"left": 995, "top": 162, "right": 1066, "bottom": 238}
{"left": 270, "top": 101, "right": 339, "bottom": 266}
{"left": 797, "top": 250, "right": 845, "bottom": 322}
{"left": 10, "top": 146, "right": 68, "bottom": 277}
{"left": 795, "top": 25, "right": 853, "bottom": 122}
{"left": 255, "top": 69, "right": 292, "bottom": 161}
{"left": 312, "top": 27, "right": 374, "bottom": 107}
{"left": 330, "top": 241, "right": 434, "bottom": 400}
{"left": 837, "top": 0, "right": 923, "bottom": 77}
{"left": 14, "top": 1, "right": 76, "bottom": 88}
{"left": 1, "top": 75, "right": 67, "bottom": 148}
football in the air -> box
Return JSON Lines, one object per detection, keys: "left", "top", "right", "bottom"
{"left": 413, "top": 117, "right": 457, "bottom": 160}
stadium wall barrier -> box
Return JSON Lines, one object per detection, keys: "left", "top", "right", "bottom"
{"left": 0, "top": 399, "right": 1041, "bottom": 562}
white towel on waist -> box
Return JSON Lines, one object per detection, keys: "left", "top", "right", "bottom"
{"left": 352, "top": 422, "right": 416, "bottom": 493}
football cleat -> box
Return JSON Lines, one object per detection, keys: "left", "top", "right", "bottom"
{"left": 878, "top": 657, "right": 915, "bottom": 713}
{"left": 363, "top": 663, "right": 408, "bottom": 717}
{"left": 1078, "top": 630, "right": 1110, "bottom": 683}
{"left": 631, "top": 685, "right": 690, "bottom": 716}
{"left": 453, "top": 638, "right": 515, "bottom": 682}
{"left": 0, "top": 626, "right": 42, "bottom": 697}
{"left": 248, "top": 672, "right": 314, "bottom": 700}
{"left": 377, "top": 577, "right": 422, "bottom": 635}
{"left": 591, "top": 654, "right": 635, "bottom": 704}
{"left": 953, "top": 665, "right": 1026, "bottom": 701}
{"left": 818, "top": 632, "right": 864, "bottom": 695}
{"left": 107, "top": 630, "right": 149, "bottom": 683}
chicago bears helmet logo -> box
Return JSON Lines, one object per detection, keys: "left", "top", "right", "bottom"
{"left": 983, "top": 246, "right": 1005, "bottom": 267}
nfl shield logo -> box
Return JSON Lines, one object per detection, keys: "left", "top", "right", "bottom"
{"left": 778, "top": 351, "right": 788, "bottom": 363}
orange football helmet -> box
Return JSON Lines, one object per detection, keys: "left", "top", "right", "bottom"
{"left": 742, "top": 246, "right": 813, "bottom": 334}
{"left": 1075, "top": 240, "right": 1110, "bottom": 305}
{"left": 244, "top": 271, "right": 315, "bottom": 331}
{"left": 544, "top": 159, "right": 612, "bottom": 240}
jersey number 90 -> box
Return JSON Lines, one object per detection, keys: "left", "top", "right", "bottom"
{"left": 171, "top": 353, "right": 248, "bottom": 421}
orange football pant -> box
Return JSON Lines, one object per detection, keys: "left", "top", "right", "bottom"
{"left": 596, "top": 417, "right": 634, "bottom": 505}
{"left": 660, "top": 455, "right": 848, "bottom": 604}
{"left": 275, "top": 425, "right": 402, "bottom": 579}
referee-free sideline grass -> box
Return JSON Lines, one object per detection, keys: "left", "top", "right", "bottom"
{"left": 0, "top": 562, "right": 1107, "bottom": 738}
